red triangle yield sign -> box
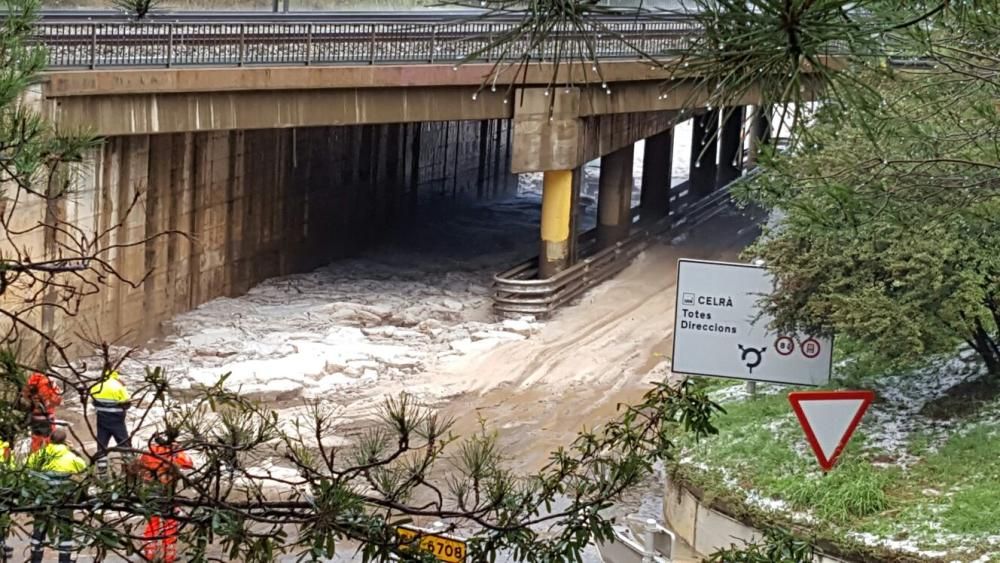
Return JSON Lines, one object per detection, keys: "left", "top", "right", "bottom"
{"left": 788, "top": 390, "right": 875, "bottom": 471}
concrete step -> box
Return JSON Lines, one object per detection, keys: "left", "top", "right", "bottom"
{"left": 596, "top": 515, "right": 703, "bottom": 563}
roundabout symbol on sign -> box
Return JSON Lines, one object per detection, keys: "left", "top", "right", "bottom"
{"left": 738, "top": 344, "right": 766, "bottom": 375}
{"left": 774, "top": 336, "right": 795, "bottom": 356}
{"left": 800, "top": 337, "right": 821, "bottom": 359}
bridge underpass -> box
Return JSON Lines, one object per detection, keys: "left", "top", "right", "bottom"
{"left": 24, "top": 14, "right": 793, "bottom": 337}
{"left": 34, "top": 59, "right": 777, "bottom": 337}
{"left": 20, "top": 118, "right": 520, "bottom": 349}
{"left": 29, "top": 100, "right": 764, "bottom": 354}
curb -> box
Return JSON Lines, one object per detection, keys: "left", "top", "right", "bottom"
{"left": 662, "top": 474, "right": 851, "bottom": 562}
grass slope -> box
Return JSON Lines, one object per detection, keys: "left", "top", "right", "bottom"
{"left": 676, "top": 360, "right": 1000, "bottom": 562}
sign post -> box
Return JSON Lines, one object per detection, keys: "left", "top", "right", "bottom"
{"left": 788, "top": 390, "right": 875, "bottom": 471}
{"left": 671, "top": 259, "right": 833, "bottom": 386}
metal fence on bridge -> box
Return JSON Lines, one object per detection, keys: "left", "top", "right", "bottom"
{"left": 32, "top": 18, "right": 702, "bottom": 69}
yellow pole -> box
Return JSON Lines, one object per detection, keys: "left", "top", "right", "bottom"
{"left": 539, "top": 169, "right": 573, "bottom": 278}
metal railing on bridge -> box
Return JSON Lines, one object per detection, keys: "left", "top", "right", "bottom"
{"left": 31, "top": 16, "right": 702, "bottom": 69}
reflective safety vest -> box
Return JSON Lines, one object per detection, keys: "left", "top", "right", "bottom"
{"left": 26, "top": 443, "right": 87, "bottom": 481}
{"left": 139, "top": 444, "right": 193, "bottom": 485}
{"left": 24, "top": 373, "right": 62, "bottom": 416}
{"left": 89, "top": 371, "right": 130, "bottom": 415}
{"left": 0, "top": 439, "right": 12, "bottom": 467}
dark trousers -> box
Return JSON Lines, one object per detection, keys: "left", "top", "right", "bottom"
{"left": 95, "top": 413, "right": 131, "bottom": 471}
{"left": 29, "top": 414, "right": 54, "bottom": 452}
{"left": 30, "top": 510, "right": 74, "bottom": 563}
{"left": 1, "top": 522, "right": 13, "bottom": 562}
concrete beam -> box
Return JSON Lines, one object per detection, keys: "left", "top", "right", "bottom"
{"left": 577, "top": 74, "right": 825, "bottom": 116}
{"left": 50, "top": 87, "right": 511, "bottom": 137}
{"left": 511, "top": 86, "right": 679, "bottom": 174}
{"left": 511, "top": 88, "right": 584, "bottom": 173}
{"left": 42, "top": 61, "right": 682, "bottom": 98}
{"left": 44, "top": 57, "right": 841, "bottom": 98}
{"left": 43, "top": 65, "right": 822, "bottom": 137}
{"left": 580, "top": 110, "right": 677, "bottom": 165}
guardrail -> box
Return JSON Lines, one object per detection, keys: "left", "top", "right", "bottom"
{"left": 30, "top": 16, "right": 701, "bottom": 69}
{"left": 29, "top": 9, "right": 687, "bottom": 23}
{"left": 493, "top": 178, "right": 738, "bottom": 317}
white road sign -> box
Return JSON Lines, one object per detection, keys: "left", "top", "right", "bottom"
{"left": 671, "top": 259, "right": 832, "bottom": 386}
{"left": 788, "top": 390, "right": 875, "bottom": 471}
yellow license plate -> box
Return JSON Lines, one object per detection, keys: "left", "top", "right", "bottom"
{"left": 396, "top": 526, "right": 467, "bottom": 562}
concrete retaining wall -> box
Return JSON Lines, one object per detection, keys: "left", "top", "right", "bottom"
{"left": 416, "top": 120, "right": 513, "bottom": 204}
{"left": 663, "top": 476, "right": 850, "bottom": 562}
{"left": 4, "top": 119, "right": 516, "bottom": 355}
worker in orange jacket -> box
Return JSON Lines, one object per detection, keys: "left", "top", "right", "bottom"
{"left": 22, "top": 372, "right": 62, "bottom": 452}
{"left": 138, "top": 431, "right": 193, "bottom": 563}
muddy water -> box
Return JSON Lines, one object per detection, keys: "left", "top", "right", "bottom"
{"left": 266, "top": 208, "right": 758, "bottom": 563}
{"left": 441, "top": 210, "right": 756, "bottom": 466}
{"left": 420, "top": 210, "right": 757, "bottom": 562}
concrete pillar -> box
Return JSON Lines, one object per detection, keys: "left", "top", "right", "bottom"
{"left": 689, "top": 110, "right": 719, "bottom": 199}
{"left": 639, "top": 128, "right": 673, "bottom": 220}
{"left": 492, "top": 119, "right": 504, "bottom": 196}
{"left": 539, "top": 169, "right": 575, "bottom": 278}
{"left": 747, "top": 105, "right": 772, "bottom": 166}
{"left": 755, "top": 105, "right": 772, "bottom": 145}
{"left": 441, "top": 121, "right": 450, "bottom": 194}
{"left": 717, "top": 107, "right": 744, "bottom": 188}
{"left": 385, "top": 123, "right": 402, "bottom": 226}
{"left": 452, "top": 122, "right": 463, "bottom": 197}
{"left": 477, "top": 120, "right": 489, "bottom": 198}
{"left": 597, "top": 144, "right": 635, "bottom": 249}
{"left": 568, "top": 165, "right": 582, "bottom": 264}
{"left": 409, "top": 123, "right": 421, "bottom": 210}
{"left": 504, "top": 119, "right": 513, "bottom": 191}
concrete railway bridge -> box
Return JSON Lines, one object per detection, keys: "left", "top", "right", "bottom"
{"left": 19, "top": 11, "right": 790, "bottom": 346}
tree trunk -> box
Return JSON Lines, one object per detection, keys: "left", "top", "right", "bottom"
{"left": 969, "top": 322, "right": 1000, "bottom": 376}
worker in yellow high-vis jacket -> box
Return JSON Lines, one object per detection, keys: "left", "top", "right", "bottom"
{"left": 26, "top": 429, "right": 87, "bottom": 563}
{"left": 89, "top": 370, "right": 132, "bottom": 476}
{"left": 0, "top": 432, "right": 15, "bottom": 562}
